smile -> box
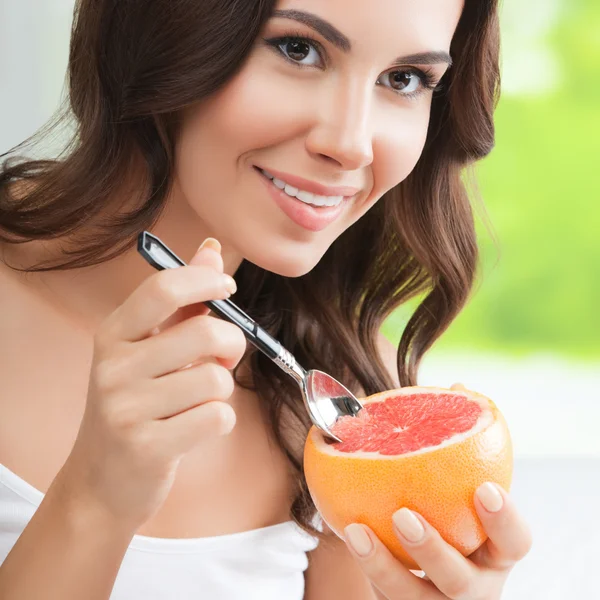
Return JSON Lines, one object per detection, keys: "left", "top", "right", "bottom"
{"left": 257, "top": 168, "right": 345, "bottom": 208}
{"left": 254, "top": 166, "right": 352, "bottom": 232}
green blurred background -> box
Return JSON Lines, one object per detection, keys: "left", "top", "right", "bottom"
{"left": 383, "top": 0, "right": 600, "bottom": 360}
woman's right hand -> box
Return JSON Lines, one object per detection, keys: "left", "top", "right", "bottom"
{"left": 57, "top": 238, "right": 246, "bottom": 532}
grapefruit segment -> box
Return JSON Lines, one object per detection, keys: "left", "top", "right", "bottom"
{"left": 304, "top": 386, "right": 513, "bottom": 570}
{"left": 324, "top": 391, "right": 493, "bottom": 457}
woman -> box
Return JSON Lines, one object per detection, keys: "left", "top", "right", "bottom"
{"left": 0, "top": 0, "right": 532, "bottom": 598}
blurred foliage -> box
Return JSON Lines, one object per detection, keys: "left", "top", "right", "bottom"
{"left": 383, "top": 0, "right": 600, "bottom": 358}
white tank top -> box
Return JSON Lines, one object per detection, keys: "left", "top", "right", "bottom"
{"left": 0, "top": 463, "right": 321, "bottom": 599}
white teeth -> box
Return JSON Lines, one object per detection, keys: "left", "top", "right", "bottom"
{"left": 284, "top": 183, "right": 299, "bottom": 197}
{"left": 296, "top": 190, "right": 318, "bottom": 204}
{"left": 326, "top": 195, "right": 343, "bottom": 206}
{"left": 260, "top": 168, "right": 344, "bottom": 208}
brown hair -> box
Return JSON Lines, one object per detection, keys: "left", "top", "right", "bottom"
{"left": 0, "top": 0, "right": 501, "bottom": 540}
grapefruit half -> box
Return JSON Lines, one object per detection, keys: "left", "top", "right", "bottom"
{"left": 304, "top": 386, "right": 513, "bottom": 570}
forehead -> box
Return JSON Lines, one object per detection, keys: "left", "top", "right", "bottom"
{"left": 273, "top": 0, "right": 464, "bottom": 57}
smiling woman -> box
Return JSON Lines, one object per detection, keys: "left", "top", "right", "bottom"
{"left": 0, "top": 1, "right": 528, "bottom": 599}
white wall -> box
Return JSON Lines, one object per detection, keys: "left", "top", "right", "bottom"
{"left": 0, "top": 0, "right": 74, "bottom": 153}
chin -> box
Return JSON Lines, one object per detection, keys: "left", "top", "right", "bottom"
{"left": 251, "top": 251, "right": 320, "bottom": 279}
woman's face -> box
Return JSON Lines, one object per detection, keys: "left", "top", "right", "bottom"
{"left": 174, "top": 0, "right": 463, "bottom": 276}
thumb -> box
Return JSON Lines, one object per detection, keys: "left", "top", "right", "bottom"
{"left": 177, "top": 237, "right": 232, "bottom": 371}
{"left": 190, "top": 237, "right": 224, "bottom": 273}
{"left": 151, "top": 237, "right": 225, "bottom": 335}
{"left": 174, "top": 237, "right": 225, "bottom": 322}
{"left": 450, "top": 382, "right": 468, "bottom": 391}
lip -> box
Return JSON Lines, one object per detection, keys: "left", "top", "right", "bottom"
{"left": 256, "top": 168, "right": 347, "bottom": 232}
{"left": 254, "top": 165, "right": 361, "bottom": 198}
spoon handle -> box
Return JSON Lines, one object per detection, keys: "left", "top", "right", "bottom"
{"left": 137, "top": 231, "right": 282, "bottom": 360}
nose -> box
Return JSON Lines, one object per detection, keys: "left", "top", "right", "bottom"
{"left": 305, "top": 80, "right": 374, "bottom": 171}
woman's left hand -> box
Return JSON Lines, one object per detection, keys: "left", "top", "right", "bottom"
{"left": 343, "top": 380, "right": 531, "bottom": 600}
{"left": 344, "top": 480, "right": 532, "bottom": 600}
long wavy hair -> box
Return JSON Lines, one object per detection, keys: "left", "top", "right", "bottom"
{"left": 0, "top": 0, "right": 501, "bottom": 540}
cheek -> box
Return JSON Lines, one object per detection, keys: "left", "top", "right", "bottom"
{"left": 382, "top": 123, "right": 428, "bottom": 184}
{"left": 185, "top": 59, "right": 310, "bottom": 158}
{"left": 374, "top": 102, "right": 431, "bottom": 186}
{"left": 172, "top": 65, "right": 286, "bottom": 217}
{"left": 370, "top": 106, "right": 431, "bottom": 202}
{"left": 173, "top": 56, "right": 316, "bottom": 206}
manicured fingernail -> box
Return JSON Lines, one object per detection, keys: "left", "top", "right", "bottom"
{"left": 223, "top": 274, "right": 237, "bottom": 295}
{"left": 477, "top": 482, "right": 504, "bottom": 513}
{"left": 393, "top": 508, "right": 425, "bottom": 543}
{"left": 198, "top": 238, "right": 221, "bottom": 254}
{"left": 344, "top": 524, "right": 374, "bottom": 557}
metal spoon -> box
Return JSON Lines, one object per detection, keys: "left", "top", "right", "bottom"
{"left": 137, "top": 231, "right": 364, "bottom": 443}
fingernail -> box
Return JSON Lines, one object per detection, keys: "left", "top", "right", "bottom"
{"left": 344, "top": 524, "right": 373, "bottom": 557}
{"left": 223, "top": 274, "right": 237, "bottom": 295}
{"left": 477, "top": 482, "right": 504, "bottom": 513}
{"left": 198, "top": 238, "right": 221, "bottom": 254}
{"left": 393, "top": 508, "right": 425, "bottom": 543}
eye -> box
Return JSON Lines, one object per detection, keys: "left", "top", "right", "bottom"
{"left": 266, "top": 36, "right": 324, "bottom": 68}
{"left": 377, "top": 68, "right": 438, "bottom": 97}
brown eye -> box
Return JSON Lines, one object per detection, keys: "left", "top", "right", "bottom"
{"left": 269, "top": 36, "right": 323, "bottom": 67}
{"left": 378, "top": 70, "right": 422, "bottom": 95}
{"left": 392, "top": 72, "right": 413, "bottom": 90}
{"left": 285, "top": 40, "right": 311, "bottom": 61}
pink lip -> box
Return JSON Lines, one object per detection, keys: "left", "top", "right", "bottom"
{"left": 256, "top": 169, "right": 347, "bottom": 232}
{"left": 255, "top": 166, "right": 361, "bottom": 198}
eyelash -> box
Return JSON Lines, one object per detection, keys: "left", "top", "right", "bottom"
{"left": 263, "top": 33, "right": 442, "bottom": 100}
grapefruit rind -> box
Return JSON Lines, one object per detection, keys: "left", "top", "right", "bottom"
{"left": 303, "top": 386, "right": 513, "bottom": 571}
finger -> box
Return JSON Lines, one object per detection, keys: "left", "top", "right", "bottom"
{"left": 155, "top": 238, "right": 226, "bottom": 332}
{"left": 190, "top": 238, "right": 224, "bottom": 270}
{"left": 471, "top": 483, "right": 533, "bottom": 570}
{"left": 144, "top": 362, "right": 235, "bottom": 420}
{"left": 450, "top": 382, "right": 467, "bottom": 391}
{"left": 391, "top": 508, "right": 479, "bottom": 599}
{"left": 154, "top": 400, "right": 237, "bottom": 457}
{"left": 134, "top": 314, "right": 246, "bottom": 377}
{"left": 106, "top": 262, "right": 236, "bottom": 342}
{"left": 343, "top": 524, "right": 433, "bottom": 600}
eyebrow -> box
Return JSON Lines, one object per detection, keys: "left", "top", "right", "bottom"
{"left": 271, "top": 9, "right": 453, "bottom": 68}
